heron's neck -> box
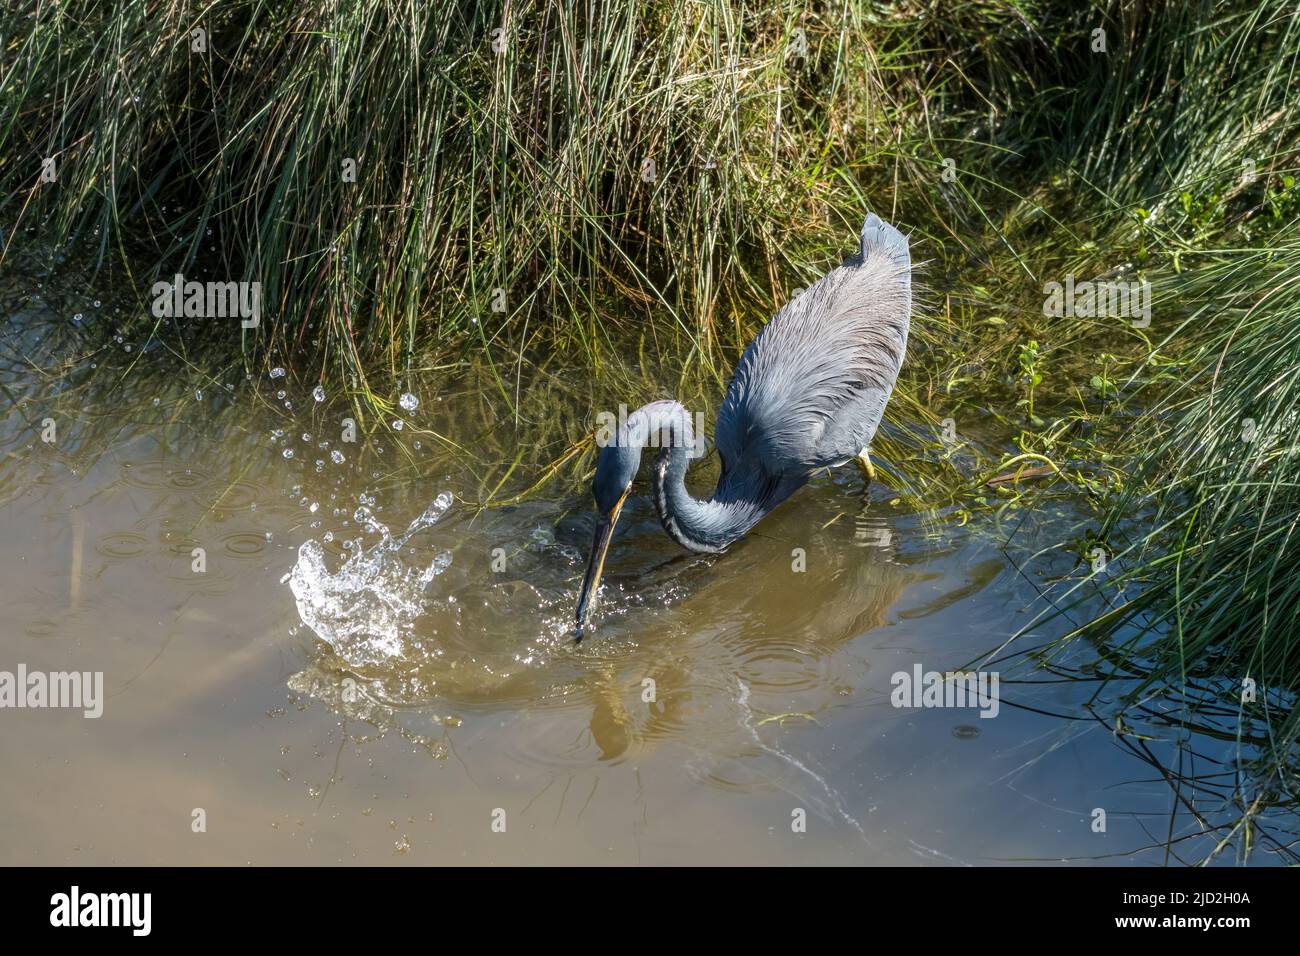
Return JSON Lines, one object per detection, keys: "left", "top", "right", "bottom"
{"left": 630, "top": 401, "right": 770, "bottom": 553}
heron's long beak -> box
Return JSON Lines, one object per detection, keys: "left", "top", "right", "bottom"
{"left": 574, "top": 486, "right": 630, "bottom": 641}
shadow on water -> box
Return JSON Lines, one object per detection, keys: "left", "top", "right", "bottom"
{"left": 2, "top": 259, "right": 1295, "bottom": 865}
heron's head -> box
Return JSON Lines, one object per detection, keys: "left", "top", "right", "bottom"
{"left": 574, "top": 442, "right": 639, "bottom": 640}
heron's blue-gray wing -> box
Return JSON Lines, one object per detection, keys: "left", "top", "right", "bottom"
{"left": 716, "top": 213, "right": 911, "bottom": 478}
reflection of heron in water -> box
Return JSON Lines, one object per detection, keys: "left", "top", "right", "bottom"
{"left": 581, "top": 518, "right": 915, "bottom": 760}
{"left": 577, "top": 213, "right": 912, "bottom": 637}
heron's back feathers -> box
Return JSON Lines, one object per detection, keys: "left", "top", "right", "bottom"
{"left": 715, "top": 212, "right": 911, "bottom": 483}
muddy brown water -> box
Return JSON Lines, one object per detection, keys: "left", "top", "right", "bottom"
{"left": 0, "top": 278, "right": 1262, "bottom": 865}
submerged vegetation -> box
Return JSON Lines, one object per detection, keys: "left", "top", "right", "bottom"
{"left": 4, "top": 0, "right": 1300, "bottom": 860}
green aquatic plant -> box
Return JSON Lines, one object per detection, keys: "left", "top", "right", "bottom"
{"left": 1016, "top": 338, "right": 1043, "bottom": 426}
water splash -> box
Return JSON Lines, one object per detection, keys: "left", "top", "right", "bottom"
{"left": 285, "top": 492, "right": 453, "bottom": 667}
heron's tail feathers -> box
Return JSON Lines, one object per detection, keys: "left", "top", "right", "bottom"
{"left": 859, "top": 213, "right": 910, "bottom": 270}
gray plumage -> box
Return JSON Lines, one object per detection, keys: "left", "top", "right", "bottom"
{"left": 576, "top": 213, "right": 911, "bottom": 635}
{"left": 717, "top": 213, "right": 911, "bottom": 485}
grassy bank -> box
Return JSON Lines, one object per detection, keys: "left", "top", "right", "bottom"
{"left": 3, "top": 3, "right": 1285, "bottom": 371}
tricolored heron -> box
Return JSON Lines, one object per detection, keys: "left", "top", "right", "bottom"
{"left": 575, "top": 213, "right": 911, "bottom": 638}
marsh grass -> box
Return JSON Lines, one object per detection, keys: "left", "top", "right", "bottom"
{"left": 2, "top": 1, "right": 910, "bottom": 382}
{"left": 1010, "top": 232, "right": 1300, "bottom": 861}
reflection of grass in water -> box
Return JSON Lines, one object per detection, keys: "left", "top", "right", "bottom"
{"left": 1002, "top": 237, "right": 1300, "bottom": 864}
